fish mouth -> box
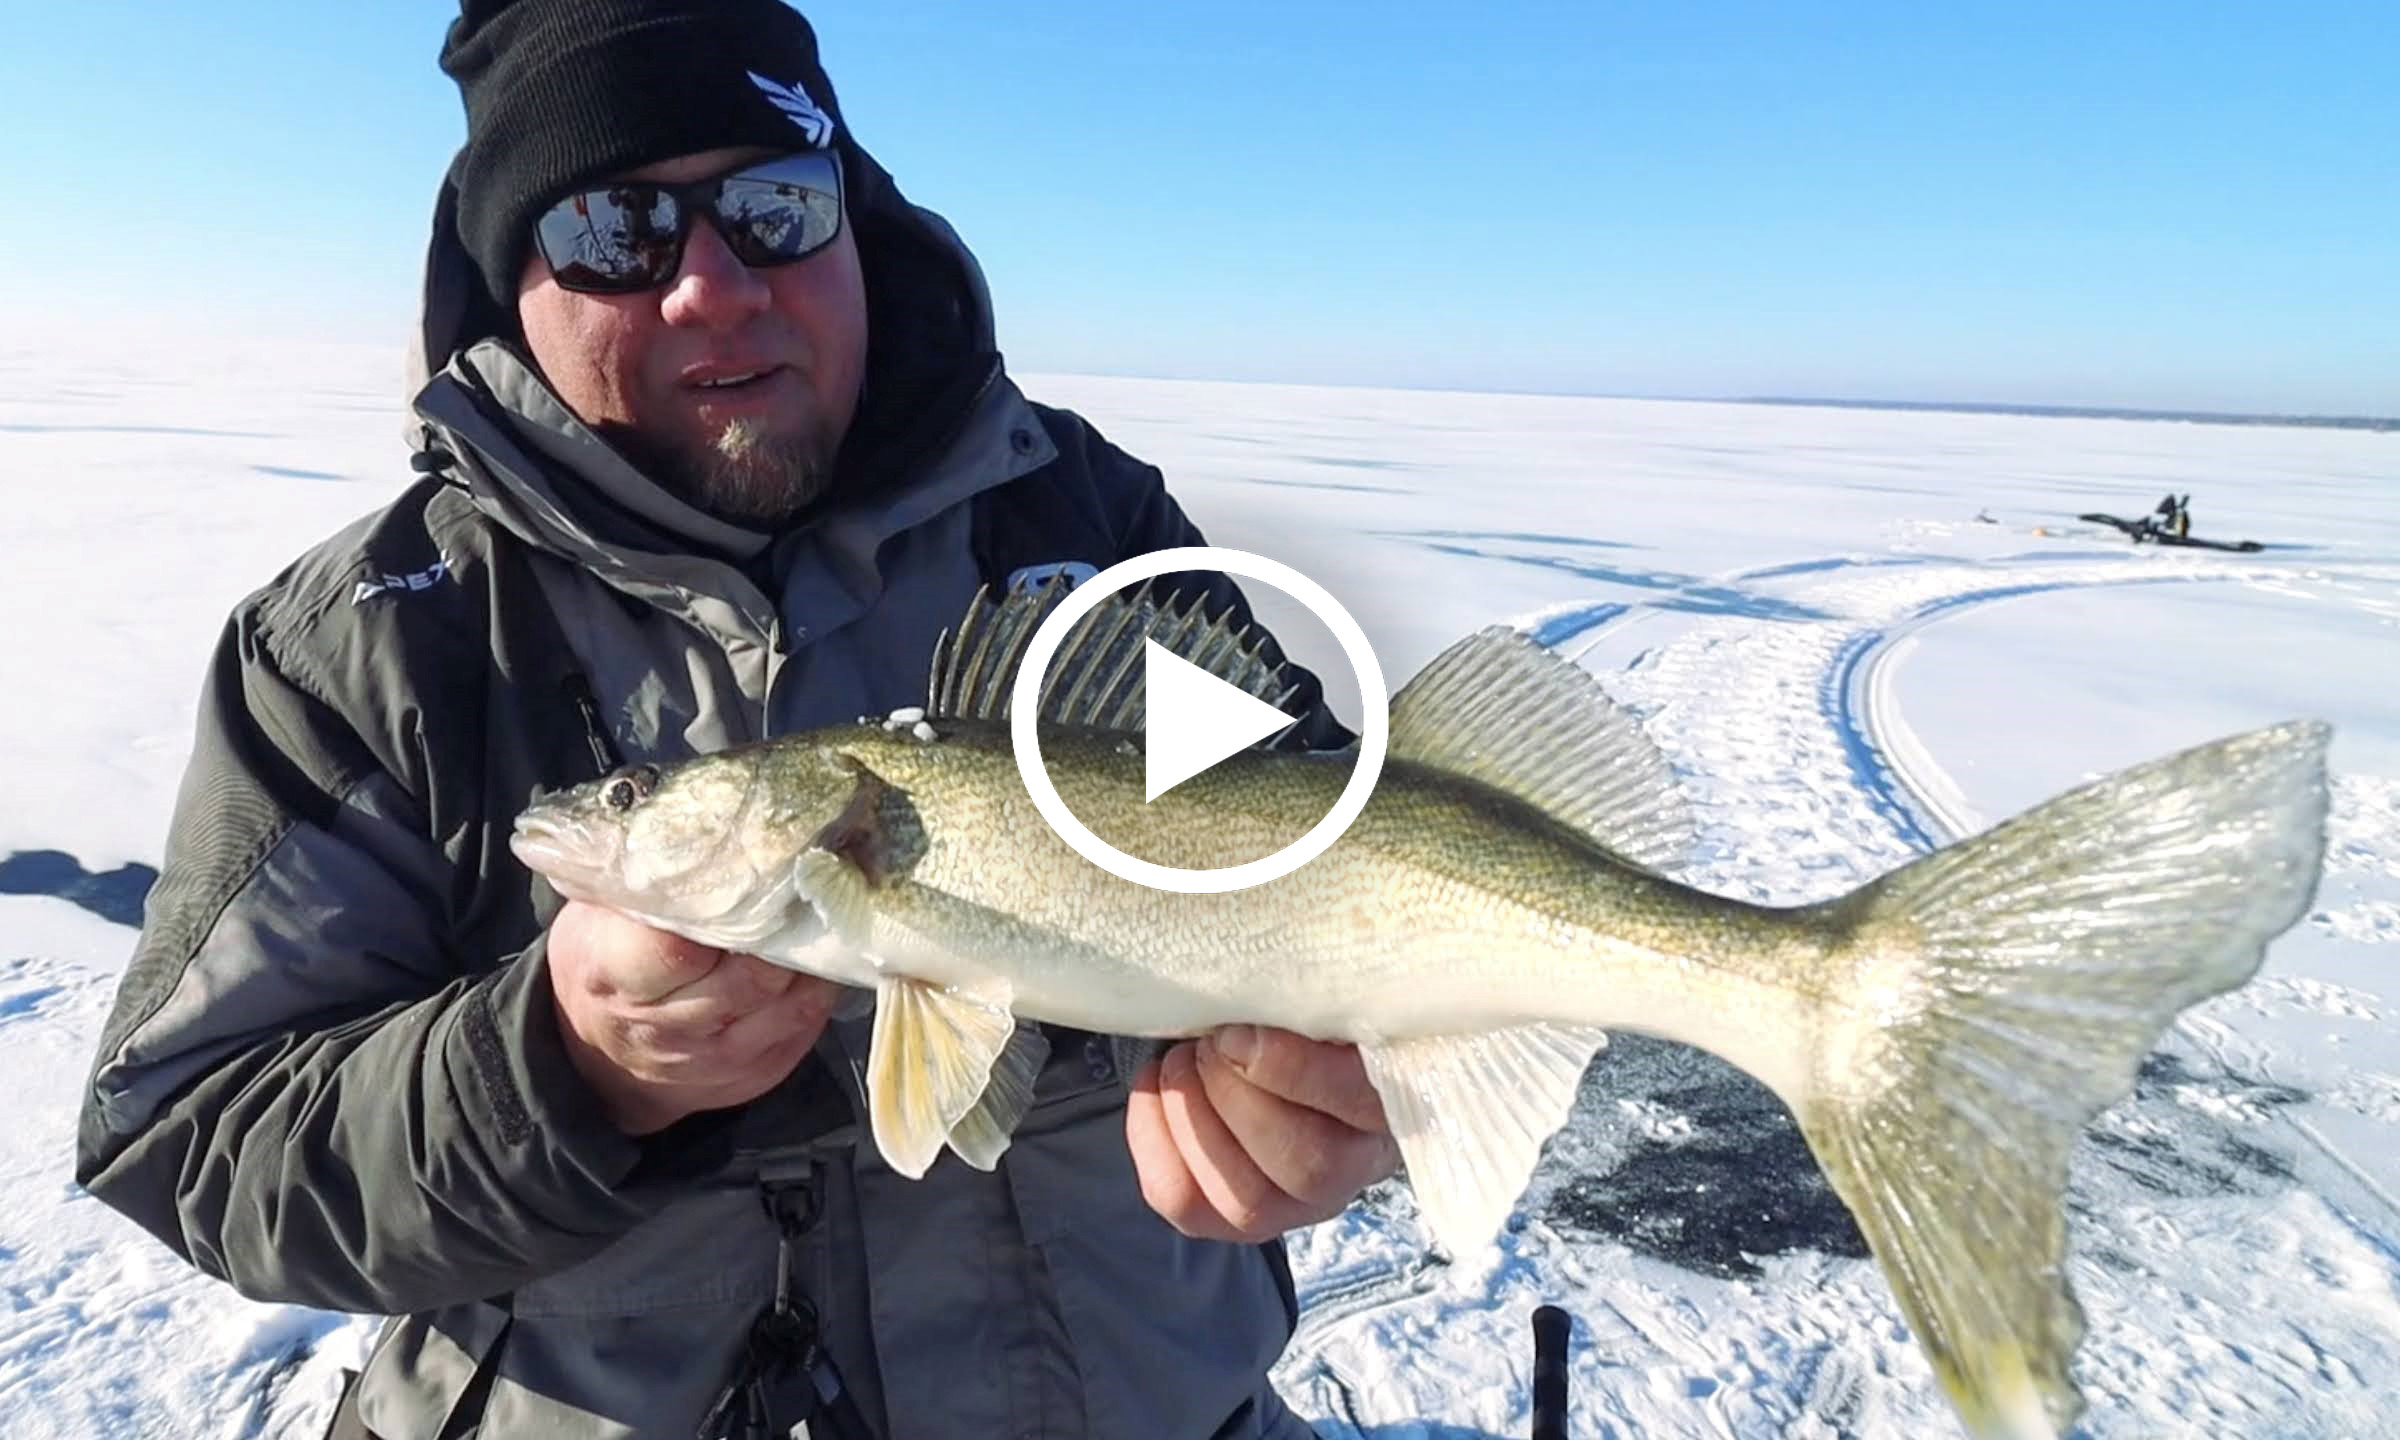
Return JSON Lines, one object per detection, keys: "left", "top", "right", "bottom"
{"left": 509, "top": 811, "right": 614, "bottom": 899}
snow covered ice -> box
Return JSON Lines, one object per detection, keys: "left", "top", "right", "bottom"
{"left": 3, "top": 340, "right": 2395, "bottom": 1438}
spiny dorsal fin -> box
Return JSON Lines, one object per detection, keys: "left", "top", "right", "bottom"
{"left": 925, "top": 581, "right": 1296, "bottom": 731}
{"left": 1389, "top": 627, "right": 1694, "bottom": 875}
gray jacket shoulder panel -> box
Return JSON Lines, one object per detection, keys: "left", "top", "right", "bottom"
{"left": 91, "top": 772, "right": 450, "bottom": 1141}
{"left": 75, "top": 475, "right": 696, "bottom": 1312}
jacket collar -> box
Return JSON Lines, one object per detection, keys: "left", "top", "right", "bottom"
{"left": 411, "top": 338, "right": 1054, "bottom": 648}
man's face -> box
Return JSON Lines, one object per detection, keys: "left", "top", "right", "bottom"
{"left": 516, "top": 145, "right": 870, "bottom": 527}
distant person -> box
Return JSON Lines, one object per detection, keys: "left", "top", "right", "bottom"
{"left": 73, "top": 2, "right": 1386, "bottom": 1436}
{"left": 2149, "top": 491, "right": 2192, "bottom": 540}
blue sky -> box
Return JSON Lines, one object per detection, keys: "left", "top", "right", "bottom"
{"left": 2, "top": 1, "right": 2392, "bottom": 414}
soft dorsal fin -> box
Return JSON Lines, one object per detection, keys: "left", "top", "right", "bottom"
{"left": 1390, "top": 627, "right": 1694, "bottom": 875}
{"left": 925, "top": 582, "right": 1298, "bottom": 730}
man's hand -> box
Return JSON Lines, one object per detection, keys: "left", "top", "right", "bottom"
{"left": 545, "top": 899, "right": 842, "bottom": 1136}
{"left": 1127, "top": 1026, "right": 1399, "bottom": 1243}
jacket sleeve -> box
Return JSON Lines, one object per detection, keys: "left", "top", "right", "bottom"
{"left": 1080, "top": 427, "right": 1358, "bottom": 753}
{"left": 75, "top": 602, "right": 705, "bottom": 1314}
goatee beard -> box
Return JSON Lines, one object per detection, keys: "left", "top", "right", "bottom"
{"left": 662, "top": 419, "right": 835, "bottom": 528}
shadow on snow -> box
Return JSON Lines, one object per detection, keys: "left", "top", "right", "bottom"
{"left": 1380, "top": 533, "right": 1837, "bottom": 625}
{"left": 0, "top": 850, "right": 158, "bottom": 928}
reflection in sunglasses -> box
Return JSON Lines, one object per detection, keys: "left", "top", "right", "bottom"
{"left": 535, "top": 153, "right": 845, "bottom": 293}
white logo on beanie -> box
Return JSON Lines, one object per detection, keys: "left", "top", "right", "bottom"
{"left": 748, "top": 71, "right": 836, "bottom": 146}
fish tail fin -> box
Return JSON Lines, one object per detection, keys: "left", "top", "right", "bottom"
{"left": 1798, "top": 721, "right": 2330, "bottom": 1440}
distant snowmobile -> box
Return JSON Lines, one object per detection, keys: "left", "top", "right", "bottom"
{"left": 2078, "top": 504, "right": 2263, "bottom": 553}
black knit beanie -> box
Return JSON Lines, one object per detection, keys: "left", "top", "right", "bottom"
{"left": 440, "top": 0, "right": 851, "bottom": 308}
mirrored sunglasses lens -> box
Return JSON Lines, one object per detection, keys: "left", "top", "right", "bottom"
{"left": 716, "top": 178, "right": 841, "bottom": 265}
{"left": 537, "top": 188, "right": 684, "bottom": 290}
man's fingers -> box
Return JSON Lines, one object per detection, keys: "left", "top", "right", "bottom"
{"left": 726, "top": 986, "right": 835, "bottom": 1082}
{"left": 1153, "top": 1042, "right": 1313, "bottom": 1239}
{"left": 1127, "top": 1061, "right": 1246, "bottom": 1244}
{"left": 606, "top": 970, "right": 836, "bottom": 1084}
{"left": 546, "top": 905, "right": 836, "bottom": 1133}
{"left": 630, "top": 964, "right": 838, "bottom": 1065}
{"left": 716, "top": 969, "right": 842, "bottom": 1066}
{"left": 1194, "top": 1035, "right": 1396, "bottom": 1211}
{"left": 635, "top": 950, "right": 800, "bottom": 1026}
{"left": 555, "top": 900, "right": 727, "bottom": 1002}
{"left": 1208, "top": 1026, "right": 1389, "bottom": 1134}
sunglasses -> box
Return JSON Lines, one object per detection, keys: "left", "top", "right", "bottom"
{"left": 532, "top": 150, "right": 845, "bottom": 294}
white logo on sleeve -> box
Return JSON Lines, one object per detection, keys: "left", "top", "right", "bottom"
{"left": 352, "top": 558, "right": 451, "bottom": 605}
{"left": 747, "top": 71, "right": 837, "bottom": 146}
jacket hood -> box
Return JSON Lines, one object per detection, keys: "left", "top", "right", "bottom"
{"left": 406, "top": 131, "right": 1004, "bottom": 502}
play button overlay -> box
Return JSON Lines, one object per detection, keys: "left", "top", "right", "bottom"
{"left": 1010, "top": 546, "right": 1389, "bottom": 894}
{"left": 1143, "top": 640, "right": 1301, "bottom": 800}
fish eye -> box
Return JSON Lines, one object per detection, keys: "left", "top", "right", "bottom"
{"left": 603, "top": 764, "right": 662, "bottom": 812}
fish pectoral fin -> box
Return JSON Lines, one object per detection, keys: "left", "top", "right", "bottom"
{"left": 946, "top": 1023, "right": 1050, "bottom": 1171}
{"left": 1359, "top": 1024, "right": 1609, "bottom": 1259}
{"left": 793, "top": 846, "right": 876, "bottom": 947}
{"left": 867, "top": 974, "right": 1018, "bottom": 1179}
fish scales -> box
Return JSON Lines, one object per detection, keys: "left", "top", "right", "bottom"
{"left": 511, "top": 585, "right": 2331, "bottom": 1440}
{"left": 828, "top": 723, "right": 1828, "bottom": 1088}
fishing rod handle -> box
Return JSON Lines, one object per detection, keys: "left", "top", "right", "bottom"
{"left": 1531, "top": 1304, "right": 1571, "bottom": 1440}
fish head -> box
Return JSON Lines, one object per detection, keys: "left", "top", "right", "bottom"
{"left": 510, "top": 745, "right": 859, "bottom": 935}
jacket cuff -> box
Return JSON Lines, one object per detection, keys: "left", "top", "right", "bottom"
{"left": 447, "top": 935, "right": 652, "bottom": 1199}
{"left": 453, "top": 937, "right": 750, "bottom": 1201}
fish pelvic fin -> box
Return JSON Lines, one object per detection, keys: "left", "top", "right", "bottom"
{"left": 946, "top": 1022, "right": 1049, "bottom": 1170}
{"left": 795, "top": 840, "right": 1047, "bottom": 1176}
{"left": 1359, "top": 1024, "right": 1611, "bottom": 1259}
{"left": 867, "top": 974, "right": 1019, "bottom": 1179}
{"left": 1802, "top": 720, "right": 2330, "bottom": 1440}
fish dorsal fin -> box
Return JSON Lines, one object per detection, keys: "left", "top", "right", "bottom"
{"left": 926, "top": 581, "right": 1298, "bottom": 731}
{"left": 1360, "top": 1024, "right": 1611, "bottom": 1258}
{"left": 1389, "top": 627, "right": 1694, "bottom": 876}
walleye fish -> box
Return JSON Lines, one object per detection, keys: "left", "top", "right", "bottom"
{"left": 512, "top": 586, "right": 2329, "bottom": 1440}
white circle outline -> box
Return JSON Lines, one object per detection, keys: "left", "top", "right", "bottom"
{"left": 1008, "top": 547, "right": 1388, "bottom": 894}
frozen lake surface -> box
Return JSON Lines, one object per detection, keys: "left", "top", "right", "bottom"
{"left": 2, "top": 342, "right": 2393, "bottom": 1438}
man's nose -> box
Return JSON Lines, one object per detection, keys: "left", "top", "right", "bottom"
{"left": 659, "top": 217, "right": 771, "bottom": 328}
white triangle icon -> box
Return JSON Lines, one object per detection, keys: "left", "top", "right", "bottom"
{"left": 1143, "top": 640, "right": 1297, "bottom": 801}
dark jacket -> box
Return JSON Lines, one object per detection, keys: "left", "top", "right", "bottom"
{"left": 77, "top": 132, "right": 1337, "bottom": 1439}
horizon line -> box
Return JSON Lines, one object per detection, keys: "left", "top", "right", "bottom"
{"left": 1021, "top": 367, "right": 2399, "bottom": 434}
{"left": 13, "top": 322, "right": 2387, "bottom": 434}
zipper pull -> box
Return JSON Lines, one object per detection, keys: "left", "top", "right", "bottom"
{"left": 747, "top": 1162, "right": 879, "bottom": 1439}
{"left": 760, "top": 1163, "right": 824, "bottom": 1315}
{"left": 561, "top": 671, "right": 624, "bottom": 776}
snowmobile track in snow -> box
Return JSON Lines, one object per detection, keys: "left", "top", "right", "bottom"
{"left": 1285, "top": 535, "right": 2400, "bottom": 1439}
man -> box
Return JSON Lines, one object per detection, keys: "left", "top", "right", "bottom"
{"left": 74, "top": 2, "right": 1395, "bottom": 1435}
